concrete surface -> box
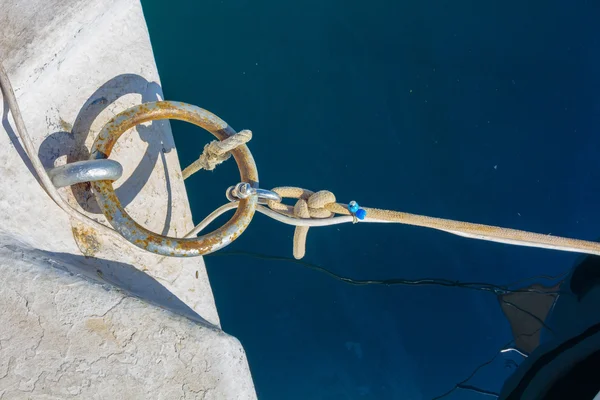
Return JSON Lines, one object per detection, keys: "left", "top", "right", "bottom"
{"left": 0, "top": 0, "right": 256, "bottom": 398}
{"left": 0, "top": 234, "right": 255, "bottom": 399}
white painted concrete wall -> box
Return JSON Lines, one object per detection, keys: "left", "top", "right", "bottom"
{"left": 0, "top": 0, "right": 256, "bottom": 397}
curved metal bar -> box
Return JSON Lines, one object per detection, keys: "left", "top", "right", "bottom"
{"left": 226, "top": 182, "right": 282, "bottom": 204}
{"left": 90, "top": 101, "right": 259, "bottom": 257}
{"left": 47, "top": 159, "right": 123, "bottom": 188}
{"left": 255, "top": 188, "right": 282, "bottom": 204}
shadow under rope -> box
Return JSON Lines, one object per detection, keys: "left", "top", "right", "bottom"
{"left": 37, "top": 74, "right": 175, "bottom": 235}
{"left": 209, "top": 249, "right": 600, "bottom": 399}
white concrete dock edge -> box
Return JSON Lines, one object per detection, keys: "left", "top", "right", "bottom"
{"left": 0, "top": 0, "right": 257, "bottom": 398}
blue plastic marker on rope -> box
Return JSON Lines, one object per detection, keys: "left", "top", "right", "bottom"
{"left": 347, "top": 201, "right": 367, "bottom": 220}
{"left": 355, "top": 208, "right": 367, "bottom": 220}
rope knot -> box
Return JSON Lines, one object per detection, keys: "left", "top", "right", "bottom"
{"left": 267, "top": 187, "right": 337, "bottom": 259}
{"left": 182, "top": 129, "right": 252, "bottom": 179}
{"left": 267, "top": 187, "right": 336, "bottom": 218}
{"left": 295, "top": 190, "right": 337, "bottom": 219}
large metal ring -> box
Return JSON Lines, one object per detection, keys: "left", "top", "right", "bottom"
{"left": 90, "top": 101, "right": 259, "bottom": 257}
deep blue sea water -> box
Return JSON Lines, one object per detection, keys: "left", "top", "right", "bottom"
{"left": 142, "top": 1, "right": 600, "bottom": 398}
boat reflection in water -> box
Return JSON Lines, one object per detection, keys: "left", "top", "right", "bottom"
{"left": 499, "top": 253, "right": 600, "bottom": 400}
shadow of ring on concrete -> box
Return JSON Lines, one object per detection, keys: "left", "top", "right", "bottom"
{"left": 38, "top": 74, "right": 175, "bottom": 233}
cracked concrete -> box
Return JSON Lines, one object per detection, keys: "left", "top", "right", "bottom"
{"left": 0, "top": 0, "right": 257, "bottom": 397}
{"left": 0, "top": 235, "right": 256, "bottom": 399}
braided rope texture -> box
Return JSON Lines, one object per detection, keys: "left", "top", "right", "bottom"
{"left": 267, "top": 186, "right": 600, "bottom": 259}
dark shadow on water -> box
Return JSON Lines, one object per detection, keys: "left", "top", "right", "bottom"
{"left": 2, "top": 238, "right": 217, "bottom": 330}
{"left": 37, "top": 74, "right": 175, "bottom": 233}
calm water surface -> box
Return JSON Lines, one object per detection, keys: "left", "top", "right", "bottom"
{"left": 142, "top": 1, "right": 600, "bottom": 398}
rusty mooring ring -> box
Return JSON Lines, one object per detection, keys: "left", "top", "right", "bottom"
{"left": 90, "top": 101, "right": 258, "bottom": 257}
